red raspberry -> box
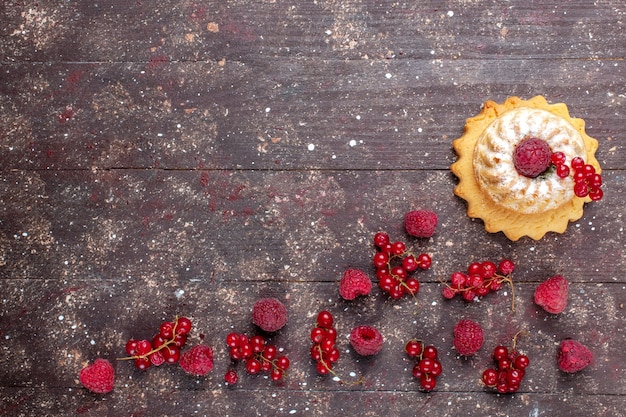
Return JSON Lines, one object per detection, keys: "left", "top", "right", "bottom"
{"left": 179, "top": 344, "right": 214, "bottom": 376}
{"left": 557, "top": 339, "right": 593, "bottom": 373}
{"left": 404, "top": 210, "right": 438, "bottom": 238}
{"left": 453, "top": 319, "right": 484, "bottom": 356}
{"left": 512, "top": 137, "right": 552, "bottom": 178}
{"left": 252, "top": 298, "right": 288, "bottom": 332}
{"left": 79, "top": 358, "right": 115, "bottom": 394}
{"left": 349, "top": 325, "right": 384, "bottom": 356}
{"left": 339, "top": 268, "right": 372, "bottom": 300}
{"left": 534, "top": 275, "right": 569, "bottom": 314}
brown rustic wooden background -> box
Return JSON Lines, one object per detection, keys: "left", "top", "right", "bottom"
{"left": 1, "top": 1, "right": 624, "bottom": 416}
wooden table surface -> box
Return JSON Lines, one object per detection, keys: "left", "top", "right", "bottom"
{"left": 1, "top": 1, "right": 625, "bottom": 416}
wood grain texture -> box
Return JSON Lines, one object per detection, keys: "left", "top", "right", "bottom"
{"left": 0, "top": 0, "right": 624, "bottom": 416}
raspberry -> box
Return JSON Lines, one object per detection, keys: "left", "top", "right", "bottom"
{"left": 404, "top": 210, "right": 438, "bottom": 238}
{"left": 453, "top": 319, "right": 484, "bottom": 356}
{"left": 534, "top": 275, "right": 569, "bottom": 314}
{"left": 79, "top": 358, "right": 115, "bottom": 394}
{"left": 349, "top": 325, "right": 384, "bottom": 356}
{"left": 558, "top": 339, "right": 593, "bottom": 373}
{"left": 179, "top": 344, "right": 214, "bottom": 376}
{"left": 252, "top": 298, "right": 288, "bottom": 332}
{"left": 339, "top": 268, "right": 372, "bottom": 300}
{"left": 513, "top": 137, "right": 552, "bottom": 178}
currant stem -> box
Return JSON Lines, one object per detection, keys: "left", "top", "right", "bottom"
{"left": 117, "top": 316, "right": 182, "bottom": 361}
{"left": 316, "top": 345, "right": 363, "bottom": 385}
{"left": 258, "top": 353, "right": 288, "bottom": 375}
{"left": 511, "top": 329, "right": 528, "bottom": 352}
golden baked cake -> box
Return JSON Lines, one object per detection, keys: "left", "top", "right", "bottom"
{"left": 451, "top": 96, "right": 602, "bottom": 241}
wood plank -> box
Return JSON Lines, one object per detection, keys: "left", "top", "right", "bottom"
{"left": 1, "top": 0, "right": 624, "bottom": 414}
{"left": 1, "top": 59, "right": 624, "bottom": 170}
{"left": 2, "top": 1, "right": 625, "bottom": 62}
{"left": 1, "top": 170, "right": 622, "bottom": 283}
{"left": 1, "top": 388, "right": 624, "bottom": 417}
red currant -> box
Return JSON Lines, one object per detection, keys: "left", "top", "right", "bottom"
{"left": 422, "top": 345, "right": 438, "bottom": 360}
{"left": 276, "top": 356, "right": 290, "bottom": 371}
{"left": 149, "top": 350, "right": 165, "bottom": 366}
{"left": 482, "top": 368, "right": 498, "bottom": 386}
{"left": 442, "top": 286, "right": 456, "bottom": 299}
{"left": 262, "top": 345, "right": 277, "bottom": 361}
{"left": 404, "top": 277, "right": 420, "bottom": 295}
{"left": 324, "top": 327, "right": 337, "bottom": 343}
{"left": 514, "top": 355, "right": 530, "bottom": 370}
{"left": 326, "top": 347, "right": 340, "bottom": 363}
{"left": 589, "top": 187, "right": 603, "bottom": 201}
{"left": 175, "top": 317, "right": 192, "bottom": 335}
{"left": 270, "top": 368, "right": 284, "bottom": 381}
{"left": 172, "top": 333, "right": 187, "bottom": 348}
{"left": 134, "top": 356, "right": 151, "bottom": 370}
{"left": 136, "top": 339, "right": 152, "bottom": 356}
{"left": 498, "top": 259, "right": 515, "bottom": 275}
{"left": 556, "top": 163, "right": 570, "bottom": 178}
{"left": 162, "top": 345, "right": 180, "bottom": 364}
{"left": 550, "top": 151, "right": 566, "bottom": 165}
{"left": 405, "top": 340, "right": 423, "bottom": 357}
{"left": 420, "top": 373, "right": 436, "bottom": 391}
{"left": 402, "top": 255, "right": 419, "bottom": 272}
{"left": 311, "top": 327, "right": 325, "bottom": 344}
{"left": 480, "top": 261, "right": 497, "bottom": 278}
{"left": 417, "top": 253, "right": 432, "bottom": 269}
{"left": 152, "top": 334, "right": 167, "bottom": 349}
{"left": 493, "top": 346, "right": 508, "bottom": 361}
{"left": 316, "top": 361, "right": 330, "bottom": 375}
{"left": 317, "top": 311, "right": 334, "bottom": 328}
{"left": 571, "top": 156, "right": 585, "bottom": 170}
{"left": 373, "top": 252, "right": 389, "bottom": 268}
{"left": 373, "top": 232, "right": 390, "bottom": 248}
{"left": 226, "top": 332, "right": 240, "bottom": 348}
{"left": 250, "top": 335, "right": 266, "bottom": 353}
{"left": 391, "top": 241, "right": 406, "bottom": 255}
{"left": 125, "top": 339, "right": 139, "bottom": 356}
{"left": 159, "top": 321, "right": 175, "bottom": 339}
{"left": 246, "top": 358, "right": 262, "bottom": 375}
{"left": 430, "top": 360, "right": 442, "bottom": 377}
{"left": 574, "top": 181, "right": 589, "bottom": 197}
{"left": 224, "top": 369, "right": 238, "bottom": 385}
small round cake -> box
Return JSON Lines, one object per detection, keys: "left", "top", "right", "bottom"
{"left": 451, "top": 96, "right": 601, "bottom": 241}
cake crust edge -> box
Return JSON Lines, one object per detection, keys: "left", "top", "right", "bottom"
{"left": 451, "top": 96, "right": 600, "bottom": 241}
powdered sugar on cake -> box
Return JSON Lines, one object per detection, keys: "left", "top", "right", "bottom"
{"left": 473, "top": 107, "right": 586, "bottom": 214}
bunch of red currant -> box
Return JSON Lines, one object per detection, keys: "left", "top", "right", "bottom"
{"left": 122, "top": 316, "right": 192, "bottom": 369}
{"left": 482, "top": 342, "right": 530, "bottom": 394}
{"left": 405, "top": 339, "right": 442, "bottom": 391}
{"left": 551, "top": 152, "right": 603, "bottom": 201}
{"left": 372, "top": 232, "right": 432, "bottom": 299}
{"left": 225, "top": 332, "right": 290, "bottom": 383}
{"left": 310, "top": 311, "right": 340, "bottom": 376}
{"left": 441, "top": 259, "right": 515, "bottom": 308}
